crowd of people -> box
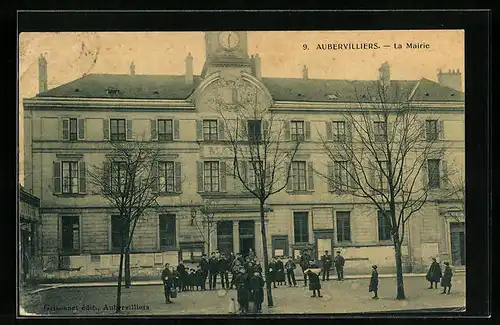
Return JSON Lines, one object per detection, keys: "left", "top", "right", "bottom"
{"left": 160, "top": 249, "right": 455, "bottom": 310}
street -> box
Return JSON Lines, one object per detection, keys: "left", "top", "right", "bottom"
{"left": 20, "top": 274, "right": 465, "bottom": 315}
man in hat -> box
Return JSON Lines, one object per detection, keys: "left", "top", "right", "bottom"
{"left": 235, "top": 267, "right": 250, "bottom": 314}
{"left": 440, "top": 262, "right": 453, "bottom": 295}
{"left": 320, "top": 250, "right": 332, "bottom": 281}
{"left": 208, "top": 252, "right": 219, "bottom": 290}
{"left": 285, "top": 256, "right": 297, "bottom": 287}
{"left": 333, "top": 251, "right": 346, "bottom": 281}
{"left": 426, "top": 257, "right": 442, "bottom": 289}
{"left": 305, "top": 269, "right": 322, "bottom": 298}
{"left": 369, "top": 265, "right": 379, "bottom": 299}
{"left": 199, "top": 253, "right": 209, "bottom": 290}
{"left": 161, "top": 263, "right": 174, "bottom": 304}
{"left": 299, "top": 251, "right": 310, "bottom": 287}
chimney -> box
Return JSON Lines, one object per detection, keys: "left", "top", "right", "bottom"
{"left": 254, "top": 53, "right": 262, "bottom": 79}
{"left": 38, "top": 54, "right": 48, "bottom": 93}
{"left": 379, "top": 61, "right": 390, "bottom": 87}
{"left": 185, "top": 53, "right": 193, "bottom": 85}
{"left": 130, "top": 61, "right": 135, "bottom": 75}
{"left": 302, "top": 65, "right": 308, "bottom": 80}
{"left": 437, "top": 68, "right": 462, "bottom": 92}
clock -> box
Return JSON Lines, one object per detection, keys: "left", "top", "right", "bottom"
{"left": 218, "top": 32, "right": 240, "bottom": 50}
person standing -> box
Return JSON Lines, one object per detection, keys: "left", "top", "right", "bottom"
{"left": 161, "top": 263, "right": 174, "bottom": 304}
{"left": 440, "top": 262, "right": 453, "bottom": 295}
{"left": 199, "top": 254, "right": 209, "bottom": 290}
{"left": 299, "top": 251, "right": 310, "bottom": 287}
{"left": 369, "top": 265, "right": 379, "bottom": 299}
{"left": 320, "top": 250, "right": 332, "bottom": 281}
{"left": 235, "top": 267, "right": 250, "bottom": 314}
{"left": 276, "top": 257, "right": 286, "bottom": 286}
{"left": 248, "top": 248, "right": 256, "bottom": 262}
{"left": 426, "top": 258, "right": 442, "bottom": 289}
{"left": 249, "top": 270, "right": 264, "bottom": 313}
{"left": 306, "top": 269, "right": 322, "bottom": 297}
{"left": 209, "top": 252, "right": 219, "bottom": 290}
{"left": 218, "top": 253, "right": 230, "bottom": 289}
{"left": 268, "top": 258, "right": 278, "bottom": 289}
{"left": 176, "top": 260, "right": 187, "bottom": 292}
{"left": 333, "top": 251, "right": 346, "bottom": 281}
{"left": 285, "top": 256, "right": 297, "bottom": 287}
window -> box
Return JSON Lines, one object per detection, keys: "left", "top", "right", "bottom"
{"left": 374, "top": 121, "right": 387, "bottom": 142}
{"left": 204, "top": 161, "right": 219, "bottom": 192}
{"left": 291, "top": 161, "right": 307, "bottom": 191}
{"left": 110, "top": 119, "right": 126, "bottom": 141}
{"left": 336, "top": 212, "right": 351, "bottom": 242}
{"left": 291, "top": 121, "right": 305, "bottom": 141}
{"left": 111, "top": 215, "right": 125, "bottom": 250}
{"left": 111, "top": 162, "right": 127, "bottom": 193}
{"left": 332, "top": 121, "right": 346, "bottom": 142}
{"left": 377, "top": 210, "right": 392, "bottom": 241}
{"left": 69, "top": 118, "right": 78, "bottom": 140}
{"left": 293, "top": 212, "right": 309, "bottom": 243}
{"left": 160, "top": 214, "right": 176, "bottom": 248}
{"left": 247, "top": 120, "right": 262, "bottom": 141}
{"left": 203, "top": 120, "right": 218, "bottom": 141}
{"left": 62, "top": 118, "right": 84, "bottom": 141}
{"left": 158, "top": 119, "right": 173, "bottom": 141}
{"left": 376, "top": 161, "right": 389, "bottom": 191}
{"left": 62, "top": 162, "right": 79, "bottom": 194}
{"left": 425, "top": 120, "right": 438, "bottom": 141}
{"left": 61, "top": 216, "right": 80, "bottom": 253}
{"left": 334, "top": 161, "right": 349, "bottom": 191}
{"left": 427, "top": 159, "right": 441, "bottom": 189}
{"left": 158, "top": 161, "right": 175, "bottom": 193}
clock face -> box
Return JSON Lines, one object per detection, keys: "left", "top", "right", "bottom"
{"left": 218, "top": 31, "right": 240, "bottom": 50}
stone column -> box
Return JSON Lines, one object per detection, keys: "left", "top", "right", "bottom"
{"left": 233, "top": 221, "right": 239, "bottom": 254}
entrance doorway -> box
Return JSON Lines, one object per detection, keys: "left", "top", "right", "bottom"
{"left": 450, "top": 222, "right": 465, "bottom": 266}
{"left": 239, "top": 220, "right": 255, "bottom": 257}
{"left": 217, "top": 221, "right": 233, "bottom": 255}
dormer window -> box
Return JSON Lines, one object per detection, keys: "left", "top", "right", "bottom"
{"left": 106, "top": 87, "right": 120, "bottom": 95}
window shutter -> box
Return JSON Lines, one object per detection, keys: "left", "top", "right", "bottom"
{"left": 196, "top": 120, "right": 203, "bottom": 141}
{"left": 174, "top": 162, "right": 182, "bottom": 192}
{"left": 151, "top": 161, "right": 158, "bottom": 193}
{"left": 438, "top": 120, "right": 445, "bottom": 140}
{"left": 53, "top": 161, "right": 61, "bottom": 194}
{"left": 151, "top": 119, "right": 158, "bottom": 141}
{"left": 305, "top": 121, "right": 311, "bottom": 141}
{"left": 327, "top": 161, "right": 334, "bottom": 191}
{"left": 284, "top": 120, "right": 291, "bottom": 141}
{"left": 78, "top": 118, "right": 85, "bottom": 140}
{"left": 126, "top": 119, "right": 133, "bottom": 140}
{"left": 241, "top": 161, "right": 248, "bottom": 183}
{"left": 265, "top": 162, "right": 272, "bottom": 186}
{"left": 78, "top": 161, "right": 86, "bottom": 193}
{"left": 62, "top": 118, "right": 69, "bottom": 140}
{"left": 197, "top": 161, "right": 204, "bottom": 192}
{"left": 349, "top": 162, "right": 357, "bottom": 191}
{"left": 103, "top": 119, "right": 110, "bottom": 140}
{"left": 421, "top": 120, "right": 427, "bottom": 140}
{"left": 262, "top": 120, "right": 269, "bottom": 140}
{"left": 421, "top": 160, "right": 428, "bottom": 188}
{"left": 326, "top": 121, "right": 333, "bottom": 141}
{"left": 220, "top": 161, "right": 227, "bottom": 192}
{"left": 387, "top": 121, "right": 393, "bottom": 141}
{"left": 218, "top": 119, "right": 225, "bottom": 140}
{"left": 103, "top": 161, "right": 111, "bottom": 193}
{"left": 286, "top": 162, "right": 293, "bottom": 191}
{"left": 441, "top": 160, "right": 448, "bottom": 188}
{"left": 369, "top": 162, "right": 377, "bottom": 192}
{"left": 346, "top": 121, "right": 353, "bottom": 142}
{"left": 307, "top": 161, "right": 314, "bottom": 191}
{"left": 173, "top": 119, "right": 180, "bottom": 140}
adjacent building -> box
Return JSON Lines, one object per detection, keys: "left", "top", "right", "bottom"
{"left": 19, "top": 185, "right": 42, "bottom": 282}
{"left": 22, "top": 32, "right": 465, "bottom": 278}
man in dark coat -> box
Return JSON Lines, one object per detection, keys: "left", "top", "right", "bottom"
{"left": 218, "top": 253, "right": 230, "bottom": 289}
{"left": 161, "top": 263, "right": 174, "bottom": 304}
{"left": 275, "top": 258, "right": 286, "bottom": 285}
{"left": 268, "top": 258, "right": 278, "bottom": 289}
{"left": 176, "top": 260, "right": 187, "bottom": 292}
{"left": 199, "top": 254, "right": 209, "bottom": 290}
{"left": 306, "top": 269, "right": 322, "bottom": 297}
{"left": 249, "top": 271, "right": 265, "bottom": 313}
{"left": 320, "top": 250, "right": 332, "bottom": 281}
{"left": 195, "top": 266, "right": 204, "bottom": 291}
{"left": 299, "top": 252, "right": 310, "bottom": 287}
{"left": 230, "top": 258, "right": 241, "bottom": 289}
{"left": 333, "top": 251, "right": 346, "bottom": 281}
{"left": 426, "top": 258, "right": 442, "bottom": 289}
{"left": 234, "top": 267, "right": 250, "bottom": 314}
{"left": 208, "top": 252, "right": 219, "bottom": 290}
{"left": 440, "top": 262, "right": 453, "bottom": 295}
{"left": 285, "top": 256, "right": 297, "bottom": 287}
{"left": 369, "top": 265, "right": 379, "bottom": 299}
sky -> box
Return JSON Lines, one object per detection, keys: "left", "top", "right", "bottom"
{"left": 18, "top": 30, "right": 464, "bottom": 185}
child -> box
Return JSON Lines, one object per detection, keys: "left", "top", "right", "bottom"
{"left": 188, "top": 269, "right": 196, "bottom": 291}
{"left": 195, "top": 266, "right": 204, "bottom": 291}
{"left": 306, "top": 269, "right": 322, "bottom": 298}
{"left": 441, "top": 262, "right": 453, "bottom": 295}
{"left": 369, "top": 265, "right": 379, "bottom": 299}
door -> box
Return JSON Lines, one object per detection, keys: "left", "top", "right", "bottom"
{"left": 272, "top": 235, "right": 289, "bottom": 258}
{"left": 217, "top": 221, "right": 233, "bottom": 255}
{"left": 314, "top": 230, "right": 335, "bottom": 261}
{"left": 239, "top": 220, "right": 255, "bottom": 257}
{"left": 450, "top": 222, "right": 465, "bottom": 265}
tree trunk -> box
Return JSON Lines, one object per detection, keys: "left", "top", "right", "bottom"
{"left": 260, "top": 201, "right": 274, "bottom": 307}
{"left": 207, "top": 223, "right": 211, "bottom": 255}
{"left": 116, "top": 242, "right": 125, "bottom": 313}
{"left": 124, "top": 247, "right": 131, "bottom": 288}
{"left": 392, "top": 232, "right": 406, "bottom": 300}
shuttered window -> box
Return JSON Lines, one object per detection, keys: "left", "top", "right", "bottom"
{"left": 293, "top": 212, "right": 309, "bottom": 243}
{"left": 336, "top": 211, "right": 351, "bottom": 242}
{"left": 158, "top": 119, "right": 173, "bottom": 141}
{"left": 377, "top": 210, "right": 392, "bottom": 241}
{"left": 110, "top": 119, "right": 126, "bottom": 141}
{"left": 203, "top": 161, "right": 219, "bottom": 192}
{"left": 160, "top": 214, "right": 176, "bottom": 248}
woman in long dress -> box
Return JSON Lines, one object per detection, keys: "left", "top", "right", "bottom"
{"left": 368, "top": 265, "right": 379, "bottom": 299}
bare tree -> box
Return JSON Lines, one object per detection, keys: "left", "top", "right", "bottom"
{"left": 87, "top": 139, "right": 160, "bottom": 312}
{"left": 318, "top": 81, "right": 448, "bottom": 300}
{"left": 206, "top": 78, "right": 301, "bottom": 307}
{"left": 440, "top": 164, "right": 465, "bottom": 222}
{"left": 190, "top": 199, "right": 218, "bottom": 255}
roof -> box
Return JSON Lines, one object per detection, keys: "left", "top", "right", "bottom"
{"left": 35, "top": 73, "right": 464, "bottom": 102}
